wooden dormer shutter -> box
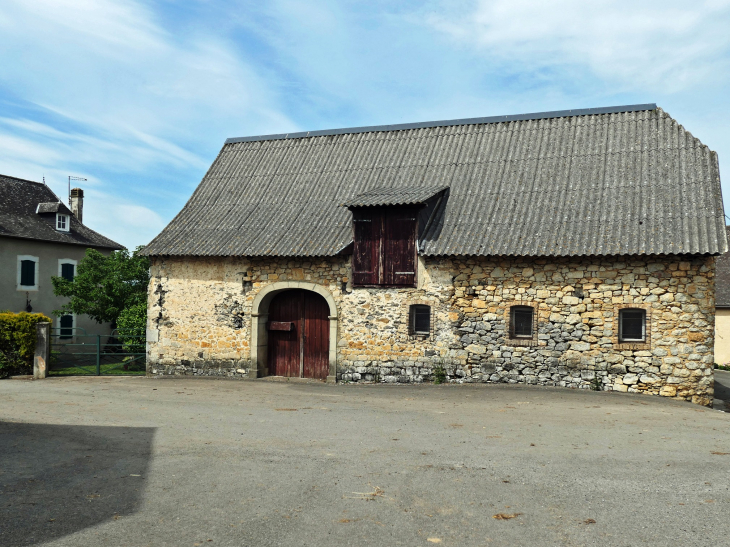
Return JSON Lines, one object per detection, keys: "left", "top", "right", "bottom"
{"left": 352, "top": 208, "right": 381, "bottom": 285}
{"left": 383, "top": 208, "right": 416, "bottom": 286}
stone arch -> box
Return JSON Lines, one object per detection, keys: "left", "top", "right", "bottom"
{"left": 249, "top": 281, "right": 338, "bottom": 382}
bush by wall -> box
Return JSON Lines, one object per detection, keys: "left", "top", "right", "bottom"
{"left": 0, "top": 312, "right": 52, "bottom": 378}
{"left": 117, "top": 302, "right": 146, "bottom": 354}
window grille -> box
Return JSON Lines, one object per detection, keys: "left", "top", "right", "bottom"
{"left": 619, "top": 309, "right": 646, "bottom": 342}
{"left": 56, "top": 214, "right": 69, "bottom": 231}
{"left": 510, "top": 306, "right": 533, "bottom": 338}
{"left": 410, "top": 305, "right": 431, "bottom": 335}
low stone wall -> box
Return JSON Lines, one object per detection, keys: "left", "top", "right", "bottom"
{"left": 147, "top": 254, "right": 716, "bottom": 406}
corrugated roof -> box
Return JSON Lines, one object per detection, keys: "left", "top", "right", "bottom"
{"left": 0, "top": 174, "right": 124, "bottom": 250}
{"left": 341, "top": 185, "right": 448, "bottom": 208}
{"left": 143, "top": 105, "right": 727, "bottom": 258}
{"left": 716, "top": 226, "right": 730, "bottom": 307}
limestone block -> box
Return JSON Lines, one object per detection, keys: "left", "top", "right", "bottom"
{"left": 466, "top": 344, "right": 487, "bottom": 355}
{"left": 622, "top": 373, "right": 639, "bottom": 385}
{"left": 570, "top": 341, "right": 590, "bottom": 351}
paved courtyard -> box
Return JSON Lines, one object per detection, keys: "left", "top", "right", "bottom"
{"left": 1, "top": 374, "right": 730, "bottom": 547}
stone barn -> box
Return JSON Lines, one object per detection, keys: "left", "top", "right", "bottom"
{"left": 142, "top": 104, "right": 727, "bottom": 406}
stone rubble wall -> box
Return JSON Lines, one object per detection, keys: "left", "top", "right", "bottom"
{"left": 146, "top": 256, "right": 347, "bottom": 377}
{"left": 147, "top": 254, "right": 715, "bottom": 406}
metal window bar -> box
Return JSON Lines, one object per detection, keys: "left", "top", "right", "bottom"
{"left": 619, "top": 309, "right": 646, "bottom": 342}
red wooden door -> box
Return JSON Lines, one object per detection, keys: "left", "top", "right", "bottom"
{"left": 352, "top": 208, "right": 382, "bottom": 286}
{"left": 303, "top": 291, "right": 330, "bottom": 380}
{"left": 268, "top": 291, "right": 303, "bottom": 377}
{"left": 267, "top": 290, "right": 329, "bottom": 380}
{"left": 383, "top": 208, "right": 417, "bottom": 286}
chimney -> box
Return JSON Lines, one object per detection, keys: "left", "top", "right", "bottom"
{"left": 70, "top": 188, "right": 84, "bottom": 223}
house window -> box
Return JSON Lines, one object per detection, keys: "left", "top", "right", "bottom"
{"left": 352, "top": 207, "right": 417, "bottom": 287}
{"left": 17, "top": 255, "right": 39, "bottom": 291}
{"left": 619, "top": 309, "right": 646, "bottom": 342}
{"left": 56, "top": 213, "right": 70, "bottom": 231}
{"left": 410, "top": 305, "right": 431, "bottom": 335}
{"left": 59, "top": 315, "right": 74, "bottom": 339}
{"left": 58, "top": 259, "right": 77, "bottom": 281}
{"left": 510, "top": 306, "right": 534, "bottom": 339}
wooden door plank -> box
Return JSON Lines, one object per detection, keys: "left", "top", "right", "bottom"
{"left": 302, "top": 291, "right": 330, "bottom": 380}
{"left": 267, "top": 290, "right": 304, "bottom": 377}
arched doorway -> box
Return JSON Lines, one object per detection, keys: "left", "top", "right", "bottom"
{"left": 250, "top": 282, "right": 338, "bottom": 382}
{"left": 266, "top": 289, "right": 330, "bottom": 380}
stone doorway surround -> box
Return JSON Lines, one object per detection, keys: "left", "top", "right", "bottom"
{"left": 250, "top": 281, "right": 338, "bottom": 383}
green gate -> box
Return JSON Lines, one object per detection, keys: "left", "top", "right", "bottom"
{"left": 49, "top": 328, "right": 146, "bottom": 376}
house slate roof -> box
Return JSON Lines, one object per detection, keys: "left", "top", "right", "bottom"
{"left": 142, "top": 104, "right": 727, "bottom": 258}
{"left": 36, "top": 202, "right": 72, "bottom": 214}
{"left": 0, "top": 174, "right": 124, "bottom": 250}
{"left": 341, "top": 185, "right": 448, "bottom": 208}
{"left": 715, "top": 226, "right": 730, "bottom": 307}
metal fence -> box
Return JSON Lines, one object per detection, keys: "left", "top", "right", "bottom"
{"left": 49, "top": 327, "right": 146, "bottom": 376}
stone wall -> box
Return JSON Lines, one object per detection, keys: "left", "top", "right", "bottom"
{"left": 147, "top": 254, "right": 716, "bottom": 406}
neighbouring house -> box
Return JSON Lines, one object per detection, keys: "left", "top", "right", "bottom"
{"left": 142, "top": 104, "right": 726, "bottom": 406}
{"left": 714, "top": 226, "right": 730, "bottom": 366}
{"left": 0, "top": 174, "right": 124, "bottom": 336}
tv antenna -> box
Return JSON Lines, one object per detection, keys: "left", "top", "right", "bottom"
{"left": 68, "top": 176, "right": 87, "bottom": 205}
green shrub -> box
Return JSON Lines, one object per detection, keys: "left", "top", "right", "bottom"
{"left": 0, "top": 312, "right": 52, "bottom": 377}
{"left": 432, "top": 364, "right": 447, "bottom": 384}
{"left": 117, "top": 302, "right": 146, "bottom": 354}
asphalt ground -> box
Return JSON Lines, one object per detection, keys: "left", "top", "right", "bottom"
{"left": 1, "top": 375, "right": 730, "bottom": 547}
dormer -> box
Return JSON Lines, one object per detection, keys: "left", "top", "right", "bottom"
{"left": 36, "top": 201, "right": 73, "bottom": 232}
{"left": 342, "top": 185, "right": 448, "bottom": 288}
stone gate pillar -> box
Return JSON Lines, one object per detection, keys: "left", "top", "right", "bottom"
{"left": 34, "top": 322, "right": 51, "bottom": 379}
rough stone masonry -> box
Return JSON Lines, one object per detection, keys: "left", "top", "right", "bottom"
{"left": 146, "top": 253, "right": 716, "bottom": 406}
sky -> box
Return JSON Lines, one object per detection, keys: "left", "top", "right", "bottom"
{"left": 1, "top": 0, "right": 729, "bottom": 250}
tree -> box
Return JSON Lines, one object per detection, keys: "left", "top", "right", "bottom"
{"left": 52, "top": 247, "right": 150, "bottom": 328}
{"left": 117, "top": 301, "right": 147, "bottom": 353}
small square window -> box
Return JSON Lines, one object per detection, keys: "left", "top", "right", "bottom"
{"left": 510, "top": 306, "right": 533, "bottom": 338}
{"left": 56, "top": 214, "right": 69, "bottom": 231}
{"left": 619, "top": 309, "right": 646, "bottom": 342}
{"left": 410, "top": 305, "right": 431, "bottom": 335}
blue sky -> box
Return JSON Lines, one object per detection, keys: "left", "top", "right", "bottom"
{"left": 1, "top": 0, "right": 729, "bottom": 249}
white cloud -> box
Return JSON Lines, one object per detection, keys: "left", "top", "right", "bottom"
{"left": 422, "top": 0, "right": 730, "bottom": 92}
{"left": 82, "top": 193, "right": 167, "bottom": 250}
{"left": 0, "top": 0, "right": 297, "bottom": 249}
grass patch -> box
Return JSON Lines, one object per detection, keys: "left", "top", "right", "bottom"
{"left": 49, "top": 361, "right": 146, "bottom": 376}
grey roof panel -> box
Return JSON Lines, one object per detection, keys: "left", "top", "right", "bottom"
{"left": 341, "top": 185, "right": 448, "bottom": 208}
{"left": 225, "top": 104, "right": 658, "bottom": 144}
{"left": 143, "top": 106, "right": 727, "bottom": 258}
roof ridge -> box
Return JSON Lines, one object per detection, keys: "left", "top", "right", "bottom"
{"left": 0, "top": 173, "right": 44, "bottom": 185}
{"left": 225, "top": 103, "right": 657, "bottom": 145}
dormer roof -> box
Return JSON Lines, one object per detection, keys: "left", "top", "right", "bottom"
{"left": 36, "top": 202, "right": 72, "bottom": 215}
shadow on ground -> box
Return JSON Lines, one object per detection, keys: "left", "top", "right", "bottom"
{"left": 714, "top": 371, "right": 730, "bottom": 411}
{"left": 0, "top": 422, "right": 154, "bottom": 546}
